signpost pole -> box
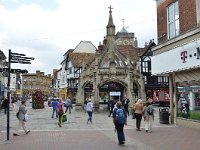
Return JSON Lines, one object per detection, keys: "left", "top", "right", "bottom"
{"left": 6, "top": 49, "right": 11, "bottom": 140}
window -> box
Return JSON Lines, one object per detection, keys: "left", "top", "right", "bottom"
{"left": 142, "top": 61, "right": 150, "bottom": 73}
{"left": 167, "top": 1, "right": 179, "bottom": 39}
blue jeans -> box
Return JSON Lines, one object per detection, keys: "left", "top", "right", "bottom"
{"left": 65, "top": 106, "right": 71, "bottom": 113}
{"left": 115, "top": 123, "right": 125, "bottom": 143}
{"left": 87, "top": 111, "right": 93, "bottom": 123}
{"left": 52, "top": 108, "right": 58, "bottom": 118}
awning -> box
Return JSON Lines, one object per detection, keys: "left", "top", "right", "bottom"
{"left": 175, "top": 69, "right": 200, "bottom": 82}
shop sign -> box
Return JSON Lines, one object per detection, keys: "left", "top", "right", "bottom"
{"left": 181, "top": 47, "right": 200, "bottom": 63}
{"left": 110, "top": 92, "right": 121, "bottom": 96}
{"left": 191, "top": 86, "right": 200, "bottom": 93}
{"left": 152, "top": 39, "right": 200, "bottom": 75}
{"left": 177, "top": 86, "right": 191, "bottom": 92}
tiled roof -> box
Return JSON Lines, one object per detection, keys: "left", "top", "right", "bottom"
{"left": 69, "top": 52, "right": 95, "bottom": 68}
{"left": 117, "top": 45, "right": 147, "bottom": 62}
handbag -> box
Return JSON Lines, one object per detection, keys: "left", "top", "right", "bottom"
{"left": 24, "top": 114, "right": 29, "bottom": 122}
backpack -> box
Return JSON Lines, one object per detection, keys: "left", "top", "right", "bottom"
{"left": 147, "top": 105, "right": 153, "bottom": 115}
{"left": 116, "top": 108, "right": 126, "bottom": 124}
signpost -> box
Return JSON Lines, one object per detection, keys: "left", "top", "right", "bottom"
{"left": 6, "top": 49, "right": 34, "bottom": 140}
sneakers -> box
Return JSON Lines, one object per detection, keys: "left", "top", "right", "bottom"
{"left": 26, "top": 130, "right": 30, "bottom": 134}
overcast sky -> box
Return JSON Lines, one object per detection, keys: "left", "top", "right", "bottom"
{"left": 0, "top": 0, "right": 157, "bottom": 75}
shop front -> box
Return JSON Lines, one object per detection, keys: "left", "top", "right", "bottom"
{"left": 152, "top": 37, "right": 200, "bottom": 123}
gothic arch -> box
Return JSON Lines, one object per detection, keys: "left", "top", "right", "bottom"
{"left": 98, "top": 79, "right": 127, "bottom": 89}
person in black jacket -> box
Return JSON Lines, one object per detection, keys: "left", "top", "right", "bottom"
{"left": 2, "top": 97, "right": 9, "bottom": 114}
{"left": 122, "top": 97, "right": 130, "bottom": 116}
{"left": 108, "top": 99, "right": 115, "bottom": 117}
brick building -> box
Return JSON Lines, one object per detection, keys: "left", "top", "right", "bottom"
{"left": 21, "top": 70, "right": 52, "bottom": 99}
{"left": 152, "top": 0, "right": 200, "bottom": 125}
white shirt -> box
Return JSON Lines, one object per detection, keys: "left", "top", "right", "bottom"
{"left": 86, "top": 101, "right": 93, "bottom": 112}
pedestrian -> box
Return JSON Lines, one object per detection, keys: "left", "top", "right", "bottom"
{"left": 57, "top": 99, "right": 64, "bottom": 127}
{"left": 65, "top": 97, "right": 72, "bottom": 114}
{"left": 86, "top": 98, "right": 93, "bottom": 124}
{"left": 83, "top": 98, "right": 88, "bottom": 113}
{"left": 112, "top": 101, "right": 127, "bottom": 145}
{"left": 143, "top": 99, "right": 154, "bottom": 133}
{"left": 2, "top": 97, "right": 9, "bottom": 114}
{"left": 108, "top": 99, "right": 115, "bottom": 117}
{"left": 13, "top": 100, "right": 30, "bottom": 136}
{"left": 133, "top": 99, "right": 143, "bottom": 131}
{"left": 122, "top": 97, "right": 130, "bottom": 116}
{"left": 51, "top": 99, "right": 58, "bottom": 118}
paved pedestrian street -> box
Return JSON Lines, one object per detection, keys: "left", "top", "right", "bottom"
{"left": 0, "top": 102, "right": 200, "bottom": 150}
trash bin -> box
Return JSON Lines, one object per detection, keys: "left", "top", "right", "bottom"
{"left": 159, "top": 107, "right": 169, "bottom": 124}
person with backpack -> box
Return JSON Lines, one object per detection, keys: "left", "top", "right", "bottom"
{"left": 112, "top": 101, "right": 127, "bottom": 145}
{"left": 57, "top": 99, "right": 64, "bottom": 127}
{"left": 143, "top": 99, "right": 154, "bottom": 133}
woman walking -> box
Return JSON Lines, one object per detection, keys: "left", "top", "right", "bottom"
{"left": 133, "top": 99, "right": 143, "bottom": 131}
{"left": 57, "top": 99, "right": 64, "bottom": 127}
{"left": 13, "top": 100, "right": 30, "bottom": 136}
{"left": 86, "top": 99, "right": 93, "bottom": 124}
{"left": 143, "top": 99, "right": 154, "bottom": 133}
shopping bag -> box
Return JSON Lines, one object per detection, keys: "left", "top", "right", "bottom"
{"left": 62, "top": 113, "right": 67, "bottom": 122}
{"left": 24, "top": 114, "right": 29, "bottom": 122}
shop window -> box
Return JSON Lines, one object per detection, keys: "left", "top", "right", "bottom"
{"left": 167, "top": 1, "right": 179, "bottom": 39}
{"left": 194, "top": 93, "right": 200, "bottom": 108}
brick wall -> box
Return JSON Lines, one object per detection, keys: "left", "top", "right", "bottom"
{"left": 157, "top": 0, "right": 197, "bottom": 44}
{"left": 179, "top": 0, "right": 197, "bottom": 33}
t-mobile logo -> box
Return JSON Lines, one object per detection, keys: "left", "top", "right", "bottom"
{"left": 181, "top": 47, "right": 200, "bottom": 63}
{"left": 181, "top": 51, "right": 187, "bottom": 63}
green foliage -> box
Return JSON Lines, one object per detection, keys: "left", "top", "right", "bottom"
{"left": 189, "top": 111, "right": 200, "bottom": 120}
{"left": 32, "top": 90, "right": 45, "bottom": 109}
{"left": 177, "top": 110, "right": 200, "bottom": 120}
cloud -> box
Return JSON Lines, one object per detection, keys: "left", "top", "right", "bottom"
{"left": 0, "top": 0, "right": 157, "bottom": 74}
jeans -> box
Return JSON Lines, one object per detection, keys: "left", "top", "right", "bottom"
{"left": 87, "top": 111, "right": 93, "bottom": 123}
{"left": 52, "top": 108, "right": 58, "bottom": 118}
{"left": 115, "top": 123, "right": 125, "bottom": 143}
{"left": 65, "top": 106, "right": 71, "bottom": 113}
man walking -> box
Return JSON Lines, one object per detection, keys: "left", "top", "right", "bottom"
{"left": 51, "top": 99, "right": 58, "bottom": 118}
{"left": 112, "top": 101, "right": 127, "bottom": 145}
{"left": 65, "top": 97, "right": 72, "bottom": 114}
